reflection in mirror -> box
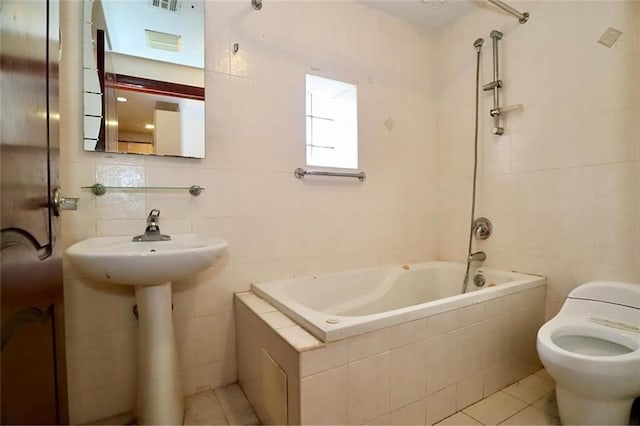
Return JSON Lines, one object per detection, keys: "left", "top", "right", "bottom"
{"left": 83, "top": 0, "right": 205, "bottom": 158}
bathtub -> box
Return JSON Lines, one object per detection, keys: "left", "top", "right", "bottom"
{"left": 252, "top": 261, "right": 545, "bottom": 342}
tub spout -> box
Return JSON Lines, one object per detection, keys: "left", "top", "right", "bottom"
{"left": 468, "top": 251, "right": 486, "bottom": 263}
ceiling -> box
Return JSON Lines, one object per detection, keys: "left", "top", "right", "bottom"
{"left": 360, "top": 0, "right": 480, "bottom": 31}
{"left": 98, "top": 0, "right": 488, "bottom": 65}
{"left": 99, "top": 0, "right": 204, "bottom": 68}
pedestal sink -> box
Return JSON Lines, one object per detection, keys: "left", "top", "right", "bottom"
{"left": 66, "top": 234, "right": 228, "bottom": 425}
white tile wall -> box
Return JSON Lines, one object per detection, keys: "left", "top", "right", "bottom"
{"left": 456, "top": 373, "right": 484, "bottom": 411}
{"left": 59, "top": 0, "right": 640, "bottom": 423}
{"left": 300, "top": 367, "right": 348, "bottom": 425}
{"left": 347, "top": 328, "right": 391, "bottom": 363}
{"left": 390, "top": 399, "right": 426, "bottom": 426}
{"left": 434, "top": 0, "right": 640, "bottom": 319}
{"left": 425, "top": 385, "right": 457, "bottom": 426}
{"left": 63, "top": 2, "right": 437, "bottom": 420}
{"left": 389, "top": 340, "right": 427, "bottom": 410}
{"left": 425, "top": 331, "right": 458, "bottom": 395}
{"left": 390, "top": 318, "right": 428, "bottom": 349}
{"left": 347, "top": 352, "right": 390, "bottom": 425}
{"left": 300, "top": 340, "right": 348, "bottom": 378}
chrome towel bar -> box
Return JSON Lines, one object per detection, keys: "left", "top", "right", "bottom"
{"left": 294, "top": 168, "right": 366, "bottom": 182}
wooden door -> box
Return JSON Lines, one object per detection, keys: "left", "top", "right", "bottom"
{"left": 0, "top": 0, "right": 68, "bottom": 423}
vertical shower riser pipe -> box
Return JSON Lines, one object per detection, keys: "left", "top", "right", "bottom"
{"left": 490, "top": 30, "right": 504, "bottom": 135}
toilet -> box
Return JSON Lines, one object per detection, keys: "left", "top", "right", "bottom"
{"left": 537, "top": 281, "right": 640, "bottom": 425}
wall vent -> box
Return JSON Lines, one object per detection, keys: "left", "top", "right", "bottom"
{"left": 145, "top": 29, "right": 182, "bottom": 52}
{"left": 150, "top": 0, "right": 182, "bottom": 13}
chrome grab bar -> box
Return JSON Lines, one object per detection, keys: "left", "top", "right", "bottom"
{"left": 294, "top": 168, "right": 366, "bottom": 182}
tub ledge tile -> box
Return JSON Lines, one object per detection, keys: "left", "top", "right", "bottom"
{"left": 234, "top": 292, "right": 278, "bottom": 314}
{"left": 277, "top": 325, "right": 323, "bottom": 352}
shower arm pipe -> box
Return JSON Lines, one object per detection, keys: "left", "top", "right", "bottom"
{"left": 487, "top": 0, "right": 529, "bottom": 24}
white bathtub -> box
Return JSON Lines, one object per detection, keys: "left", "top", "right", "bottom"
{"left": 252, "top": 261, "right": 545, "bottom": 342}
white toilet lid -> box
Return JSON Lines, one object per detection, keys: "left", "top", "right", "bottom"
{"left": 569, "top": 281, "right": 640, "bottom": 309}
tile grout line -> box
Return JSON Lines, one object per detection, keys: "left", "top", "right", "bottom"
{"left": 211, "top": 389, "right": 233, "bottom": 426}
{"left": 458, "top": 369, "right": 558, "bottom": 426}
{"left": 496, "top": 401, "right": 533, "bottom": 426}
{"left": 461, "top": 409, "right": 486, "bottom": 425}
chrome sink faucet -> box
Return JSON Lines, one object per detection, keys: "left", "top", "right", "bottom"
{"left": 133, "top": 209, "right": 172, "bottom": 242}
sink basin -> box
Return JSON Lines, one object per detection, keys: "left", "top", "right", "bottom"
{"left": 66, "top": 233, "right": 228, "bottom": 425}
{"left": 66, "top": 233, "right": 228, "bottom": 286}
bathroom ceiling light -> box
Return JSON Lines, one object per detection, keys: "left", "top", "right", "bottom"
{"left": 145, "top": 124, "right": 155, "bottom": 130}
{"left": 116, "top": 96, "right": 128, "bottom": 103}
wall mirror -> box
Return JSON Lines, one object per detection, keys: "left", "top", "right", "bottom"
{"left": 83, "top": 0, "right": 205, "bottom": 158}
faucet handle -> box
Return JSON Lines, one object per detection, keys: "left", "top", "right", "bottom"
{"left": 147, "top": 209, "right": 160, "bottom": 223}
{"left": 147, "top": 209, "right": 160, "bottom": 226}
{"left": 133, "top": 209, "right": 171, "bottom": 242}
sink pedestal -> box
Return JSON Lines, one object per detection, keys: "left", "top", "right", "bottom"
{"left": 66, "top": 234, "right": 229, "bottom": 424}
{"left": 135, "top": 282, "right": 184, "bottom": 425}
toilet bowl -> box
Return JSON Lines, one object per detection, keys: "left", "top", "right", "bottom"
{"left": 537, "top": 281, "right": 640, "bottom": 425}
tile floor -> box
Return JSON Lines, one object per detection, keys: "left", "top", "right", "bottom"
{"left": 184, "top": 371, "right": 557, "bottom": 426}
{"left": 437, "top": 369, "right": 559, "bottom": 426}
{"left": 93, "top": 384, "right": 260, "bottom": 426}
{"left": 97, "top": 368, "right": 639, "bottom": 425}
{"left": 184, "top": 384, "right": 260, "bottom": 425}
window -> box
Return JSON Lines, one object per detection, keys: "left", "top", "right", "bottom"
{"left": 305, "top": 74, "right": 358, "bottom": 169}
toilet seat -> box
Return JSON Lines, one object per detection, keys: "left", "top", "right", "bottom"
{"left": 540, "top": 319, "right": 639, "bottom": 354}
{"left": 538, "top": 318, "right": 640, "bottom": 384}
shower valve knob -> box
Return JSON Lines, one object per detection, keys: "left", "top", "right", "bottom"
{"left": 473, "top": 217, "right": 493, "bottom": 240}
{"left": 492, "top": 127, "right": 505, "bottom": 135}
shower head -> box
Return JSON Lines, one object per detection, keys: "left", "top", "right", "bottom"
{"left": 473, "top": 38, "right": 484, "bottom": 51}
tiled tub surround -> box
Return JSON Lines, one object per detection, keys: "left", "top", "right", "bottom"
{"left": 252, "top": 261, "right": 545, "bottom": 342}
{"left": 433, "top": 1, "right": 640, "bottom": 318}
{"left": 236, "top": 276, "right": 546, "bottom": 424}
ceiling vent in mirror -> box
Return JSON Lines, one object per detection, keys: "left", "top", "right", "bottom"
{"left": 150, "top": 0, "right": 182, "bottom": 13}
{"left": 145, "top": 29, "right": 182, "bottom": 52}
{"left": 155, "top": 101, "right": 180, "bottom": 112}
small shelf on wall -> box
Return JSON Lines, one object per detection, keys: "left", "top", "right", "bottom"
{"left": 82, "top": 183, "right": 204, "bottom": 196}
